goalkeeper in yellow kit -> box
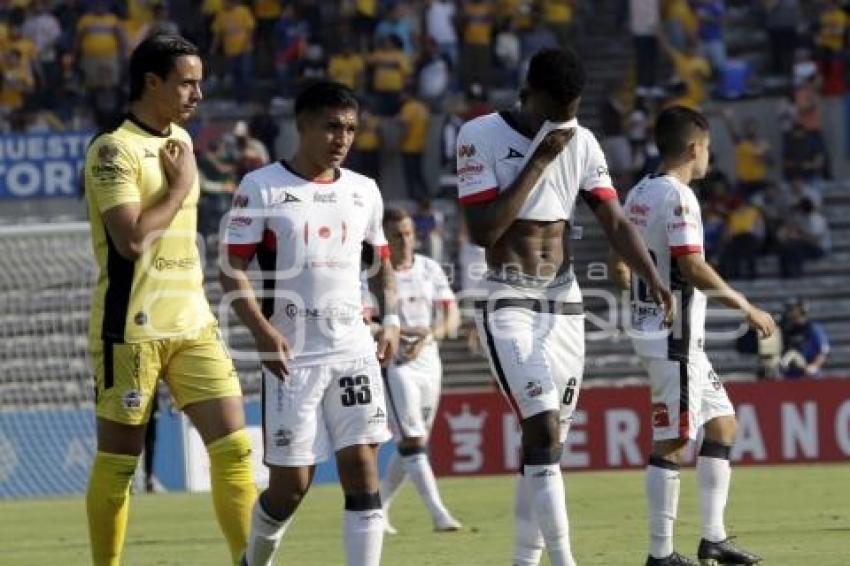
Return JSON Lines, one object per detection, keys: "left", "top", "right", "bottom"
{"left": 83, "top": 34, "right": 256, "bottom": 565}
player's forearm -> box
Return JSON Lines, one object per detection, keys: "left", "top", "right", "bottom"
{"left": 465, "top": 161, "right": 547, "bottom": 247}
{"left": 368, "top": 257, "right": 398, "bottom": 319}
{"left": 220, "top": 266, "right": 276, "bottom": 339}
{"left": 432, "top": 302, "right": 460, "bottom": 340}
{"left": 602, "top": 211, "right": 662, "bottom": 287}
{"left": 680, "top": 257, "right": 751, "bottom": 312}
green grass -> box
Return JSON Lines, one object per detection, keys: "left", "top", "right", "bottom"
{"left": 2, "top": 464, "right": 849, "bottom": 565}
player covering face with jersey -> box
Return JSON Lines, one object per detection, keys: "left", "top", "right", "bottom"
{"left": 456, "top": 47, "right": 674, "bottom": 566}
{"left": 221, "top": 79, "right": 399, "bottom": 566}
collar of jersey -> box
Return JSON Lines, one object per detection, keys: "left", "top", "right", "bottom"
{"left": 126, "top": 113, "right": 172, "bottom": 137}
{"left": 279, "top": 159, "right": 341, "bottom": 184}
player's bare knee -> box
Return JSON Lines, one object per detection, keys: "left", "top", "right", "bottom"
{"left": 704, "top": 415, "right": 737, "bottom": 446}
{"left": 520, "top": 410, "right": 561, "bottom": 461}
{"left": 96, "top": 418, "right": 146, "bottom": 456}
{"left": 337, "top": 444, "right": 379, "bottom": 493}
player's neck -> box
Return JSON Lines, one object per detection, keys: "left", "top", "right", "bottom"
{"left": 128, "top": 103, "right": 171, "bottom": 135}
{"left": 290, "top": 152, "right": 336, "bottom": 183}
{"left": 392, "top": 254, "right": 414, "bottom": 270}
{"left": 659, "top": 161, "right": 694, "bottom": 186}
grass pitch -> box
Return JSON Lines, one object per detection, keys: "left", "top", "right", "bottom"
{"left": 1, "top": 464, "right": 848, "bottom": 565}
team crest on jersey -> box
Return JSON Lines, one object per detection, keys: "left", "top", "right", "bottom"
{"left": 525, "top": 380, "right": 543, "bottom": 398}
{"left": 232, "top": 194, "right": 249, "bottom": 208}
{"left": 97, "top": 143, "right": 118, "bottom": 163}
{"left": 274, "top": 428, "right": 293, "bottom": 447}
{"left": 458, "top": 144, "right": 476, "bottom": 158}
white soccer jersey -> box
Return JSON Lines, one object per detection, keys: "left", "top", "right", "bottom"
{"left": 396, "top": 254, "right": 455, "bottom": 328}
{"left": 624, "top": 174, "right": 707, "bottom": 360}
{"left": 224, "top": 162, "right": 388, "bottom": 366}
{"left": 456, "top": 112, "right": 617, "bottom": 219}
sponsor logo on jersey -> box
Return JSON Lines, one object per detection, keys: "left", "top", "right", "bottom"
{"left": 595, "top": 165, "right": 609, "bottom": 178}
{"left": 652, "top": 403, "right": 670, "bottom": 427}
{"left": 674, "top": 205, "right": 691, "bottom": 217}
{"left": 143, "top": 148, "right": 157, "bottom": 159}
{"left": 133, "top": 311, "right": 147, "bottom": 326}
{"left": 314, "top": 192, "right": 337, "bottom": 203}
{"left": 352, "top": 192, "right": 365, "bottom": 207}
{"left": 629, "top": 203, "right": 650, "bottom": 216}
{"left": 284, "top": 304, "right": 360, "bottom": 320}
{"left": 229, "top": 216, "right": 253, "bottom": 227}
{"left": 369, "top": 407, "right": 386, "bottom": 424}
{"left": 458, "top": 144, "right": 476, "bottom": 158}
{"left": 525, "top": 380, "right": 543, "bottom": 398}
{"left": 232, "top": 194, "right": 249, "bottom": 208}
{"left": 667, "top": 221, "right": 698, "bottom": 232}
{"left": 122, "top": 389, "right": 143, "bottom": 410}
{"left": 274, "top": 428, "right": 293, "bottom": 447}
{"left": 503, "top": 147, "right": 523, "bottom": 160}
{"left": 154, "top": 256, "right": 197, "bottom": 271}
{"left": 457, "top": 160, "right": 485, "bottom": 178}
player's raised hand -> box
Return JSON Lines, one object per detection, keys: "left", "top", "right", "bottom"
{"left": 745, "top": 306, "right": 776, "bottom": 339}
{"left": 649, "top": 279, "right": 676, "bottom": 327}
{"left": 160, "top": 139, "right": 196, "bottom": 196}
{"left": 530, "top": 128, "right": 575, "bottom": 167}
{"left": 376, "top": 324, "right": 400, "bottom": 368}
{"left": 255, "top": 325, "right": 291, "bottom": 380}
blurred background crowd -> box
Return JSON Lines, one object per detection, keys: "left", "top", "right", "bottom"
{"left": 1, "top": 0, "right": 849, "bottom": 378}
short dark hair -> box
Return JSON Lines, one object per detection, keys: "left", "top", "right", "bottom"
{"left": 654, "top": 106, "right": 710, "bottom": 159}
{"left": 294, "top": 80, "right": 359, "bottom": 117}
{"left": 526, "top": 47, "right": 585, "bottom": 103}
{"left": 129, "top": 34, "right": 199, "bottom": 101}
{"left": 383, "top": 206, "right": 410, "bottom": 225}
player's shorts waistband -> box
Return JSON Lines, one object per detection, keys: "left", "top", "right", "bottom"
{"left": 474, "top": 297, "right": 584, "bottom": 315}
{"left": 485, "top": 267, "right": 575, "bottom": 289}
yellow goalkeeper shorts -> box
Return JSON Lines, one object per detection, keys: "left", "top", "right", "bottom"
{"left": 90, "top": 323, "right": 242, "bottom": 425}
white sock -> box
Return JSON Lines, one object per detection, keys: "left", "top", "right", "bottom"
{"left": 524, "top": 464, "right": 574, "bottom": 566}
{"left": 697, "top": 455, "right": 730, "bottom": 542}
{"left": 379, "top": 452, "right": 406, "bottom": 513}
{"left": 401, "top": 453, "right": 451, "bottom": 521}
{"left": 513, "top": 473, "right": 544, "bottom": 566}
{"left": 344, "top": 507, "right": 384, "bottom": 566}
{"left": 244, "top": 496, "right": 292, "bottom": 566}
{"left": 646, "top": 460, "right": 680, "bottom": 559}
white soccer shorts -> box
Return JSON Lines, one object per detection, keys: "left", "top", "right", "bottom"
{"left": 384, "top": 341, "right": 442, "bottom": 440}
{"left": 643, "top": 351, "right": 735, "bottom": 441}
{"left": 261, "top": 356, "right": 391, "bottom": 467}
{"left": 473, "top": 274, "right": 585, "bottom": 442}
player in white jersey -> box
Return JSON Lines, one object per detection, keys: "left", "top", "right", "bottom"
{"left": 457, "top": 47, "right": 674, "bottom": 566}
{"left": 611, "top": 106, "right": 775, "bottom": 566}
{"left": 376, "top": 207, "right": 463, "bottom": 534}
{"left": 220, "top": 80, "right": 400, "bottom": 566}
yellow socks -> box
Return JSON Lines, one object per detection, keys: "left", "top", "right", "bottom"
{"left": 207, "top": 429, "right": 257, "bottom": 564}
{"left": 86, "top": 451, "right": 139, "bottom": 566}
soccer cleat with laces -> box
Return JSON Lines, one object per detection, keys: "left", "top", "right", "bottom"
{"left": 646, "top": 551, "right": 699, "bottom": 565}
{"left": 697, "top": 537, "right": 762, "bottom": 565}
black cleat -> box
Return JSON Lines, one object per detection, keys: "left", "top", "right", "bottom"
{"left": 646, "top": 551, "right": 699, "bottom": 565}
{"left": 697, "top": 537, "right": 762, "bottom": 565}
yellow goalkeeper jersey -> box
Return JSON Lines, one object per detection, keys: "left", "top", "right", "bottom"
{"left": 85, "top": 114, "right": 214, "bottom": 344}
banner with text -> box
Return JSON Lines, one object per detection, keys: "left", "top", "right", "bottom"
{"left": 0, "top": 131, "right": 92, "bottom": 199}
{"left": 429, "top": 378, "right": 850, "bottom": 475}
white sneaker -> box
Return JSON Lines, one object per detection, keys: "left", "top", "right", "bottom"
{"left": 384, "top": 519, "right": 398, "bottom": 535}
{"left": 434, "top": 515, "right": 463, "bottom": 532}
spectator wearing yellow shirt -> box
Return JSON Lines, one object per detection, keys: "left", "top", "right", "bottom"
{"left": 329, "top": 45, "right": 366, "bottom": 94}
{"left": 350, "top": 107, "right": 382, "bottom": 182}
{"left": 0, "top": 47, "right": 35, "bottom": 114}
{"left": 75, "top": 0, "right": 127, "bottom": 91}
{"left": 368, "top": 35, "right": 411, "bottom": 116}
{"left": 815, "top": 0, "right": 846, "bottom": 87}
{"left": 720, "top": 198, "right": 765, "bottom": 280}
{"left": 352, "top": 0, "right": 378, "bottom": 50}
{"left": 723, "top": 110, "right": 772, "bottom": 196}
{"left": 541, "top": 0, "right": 576, "bottom": 50}
{"left": 397, "top": 90, "right": 430, "bottom": 202}
{"left": 254, "top": 0, "right": 282, "bottom": 78}
{"left": 660, "top": 33, "right": 711, "bottom": 110}
{"left": 461, "top": 0, "right": 494, "bottom": 89}
{"left": 211, "top": 0, "right": 255, "bottom": 100}
{"left": 662, "top": 0, "right": 697, "bottom": 49}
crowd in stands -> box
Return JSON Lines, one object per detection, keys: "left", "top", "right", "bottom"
{"left": 1, "top": 1, "right": 846, "bottom": 278}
